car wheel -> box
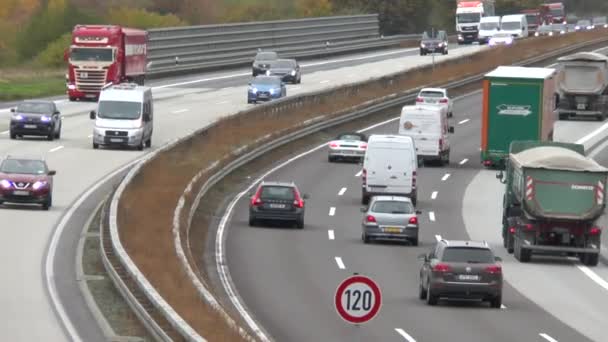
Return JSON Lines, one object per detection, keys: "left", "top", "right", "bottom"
{"left": 93, "top": 142, "right": 99, "bottom": 149}
{"left": 47, "top": 133, "right": 54, "bottom": 141}
{"left": 411, "top": 236, "right": 419, "bottom": 246}
{"left": 297, "top": 77, "right": 301, "bottom": 84}
{"left": 137, "top": 139, "right": 144, "bottom": 151}
{"left": 426, "top": 283, "right": 438, "bottom": 305}
{"left": 42, "top": 195, "right": 52, "bottom": 210}
{"left": 248, "top": 217, "right": 257, "bottom": 227}
{"left": 145, "top": 137, "right": 152, "bottom": 148}
{"left": 9, "top": 131, "right": 16, "bottom": 140}
{"left": 490, "top": 294, "right": 502, "bottom": 308}
{"left": 418, "top": 282, "right": 427, "bottom": 300}
{"left": 328, "top": 155, "right": 334, "bottom": 163}
{"left": 55, "top": 127, "right": 61, "bottom": 139}
{"left": 296, "top": 218, "right": 304, "bottom": 229}
{"left": 362, "top": 232, "right": 370, "bottom": 244}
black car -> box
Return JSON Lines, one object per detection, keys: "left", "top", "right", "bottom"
{"left": 10, "top": 100, "right": 62, "bottom": 140}
{"left": 420, "top": 30, "right": 448, "bottom": 56}
{"left": 248, "top": 181, "right": 309, "bottom": 228}
{"left": 418, "top": 239, "right": 503, "bottom": 307}
{"left": 252, "top": 51, "right": 279, "bottom": 77}
{"left": 266, "top": 59, "right": 301, "bottom": 84}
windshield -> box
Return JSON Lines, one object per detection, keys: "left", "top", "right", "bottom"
{"left": 271, "top": 61, "right": 295, "bottom": 68}
{"left": 525, "top": 14, "right": 538, "bottom": 24}
{"left": 538, "top": 25, "right": 551, "bottom": 32}
{"left": 577, "top": 20, "right": 590, "bottom": 26}
{"left": 457, "top": 13, "right": 481, "bottom": 24}
{"left": 255, "top": 52, "right": 277, "bottom": 61}
{"left": 16, "top": 102, "right": 52, "bottom": 114}
{"left": 0, "top": 159, "right": 46, "bottom": 175}
{"left": 260, "top": 186, "right": 294, "bottom": 200}
{"left": 593, "top": 17, "right": 607, "bottom": 24}
{"left": 70, "top": 48, "right": 113, "bottom": 62}
{"left": 420, "top": 91, "right": 444, "bottom": 98}
{"left": 337, "top": 134, "right": 363, "bottom": 141}
{"left": 549, "top": 8, "right": 564, "bottom": 17}
{"left": 501, "top": 22, "right": 521, "bottom": 30}
{"left": 97, "top": 101, "right": 141, "bottom": 120}
{"left": 371, "top": 200, "right": 413, "bottom": 214}
{"left": 252, "top": 77, "right": 280, "bottom": 86}
{"left": 441, "top": 247, "right": 494, "bottom": 263}
{"left": 480, "top": 22, "right": 499, "bottom": 30}
{"left": 552, "top": 24, "right": 566, "bottom": 30}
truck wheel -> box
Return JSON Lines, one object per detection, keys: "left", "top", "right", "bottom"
{"left": 514, "top": 238, "right": 531, "bottom": 262}
{"left": 361, "top": 192, "right": 370, "bottom": 205}
{"left": 581, "top": 253, "right": 599, "bottom": 266}
{"left": 411, "top": 194, "right": 417, "bottom": 206}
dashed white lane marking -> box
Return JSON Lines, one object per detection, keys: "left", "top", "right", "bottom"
{"left": 1, "top": 130, "right": 8, "bottom": 135}
{"left": 441, "top": 173, "right": 450, "bottom": 181}
{"left": 429, "top": 211, "right": 436, "bottom": 222}
{"left": 320, "top": 80, "right": 330, "bottom": 84}
{"left": 459, "top": 158, "right": 469, "bottom": 165}
{"left": 172, "top": 108, "right": 189, "bottom": 114}
{"left": 431, "top": 191, "right": 438, "bottom": 200}
{"left": 435, "top": 235, "right": 442, "bottom": 242}
{"left": 338, "top": 187, "right": 347, "bottom": 196}
{"left": 49, "top": 146, "right": 64, "bottom": 153}
{"left": 501, "top": 304, "right": 507, "bottom": 309}
{"left": 328, "top": 230, "right": 335, "bottom": 240}
{"left": 458, "top": 118, "right": 470, "bottom": 125}
{"left": 355, "top": 170, "right": 362, "bottom": 177}
{"left": 329, "top": 207, "right": 336, "bottom": 216}
{"left": 395, "top": 328, "right": 417, "bottom": 342}
{"left": 335, "top": 257, "right": 346, "bottom": 269}
{"left": 539, "top": 333, "right": 559, "bottom": 342}
{"left": 577, "top": 265, "right": 608, "bottom": 292}
{"left": 216, "top": 100, "right": 229, "bottom": 105}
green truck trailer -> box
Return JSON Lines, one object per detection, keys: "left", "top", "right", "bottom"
{"left": 481, "top": 66, "right": 557, "bottom": 168}
{"left": 497, "top": 141, "right": 608, "bottom": 266}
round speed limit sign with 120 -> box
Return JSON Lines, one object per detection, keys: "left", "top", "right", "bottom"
{"left": 334, "top": 275, "right": 382, "bottom": 324}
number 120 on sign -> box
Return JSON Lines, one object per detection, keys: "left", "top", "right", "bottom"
{"left": 334, "top": 275, "right": 382, "bottom": 324}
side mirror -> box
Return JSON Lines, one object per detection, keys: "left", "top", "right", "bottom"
{"left": 416, "top": 210, "right": 422, "bottom": 214}
{"left": 302, "top": 194, "right": 310, "bottom": 199}
{"left": 496, "top": 171, "right": 505, "bottom": 183}
{"left": 360, "top": 207, "right": 367, "bottom": 212}
{"left": 10, "top": 108, "right": 15, "bottom": 113}
{"left": 417, "top": 253, "right": 428, "bottom": 262}
{"left": 495, "top": 256, "right": 502, "bottom": 262}
{"left": 89, "top": 110, "right": 96, "bottom": 119}
{"left": 54, "top": 110, "right": 60, "bottom": 115}
{"left": 448, "top": 126, "right": 454, "bottom": 133}
{"left": 48, "top": 170, "right": 56, "bottom": 176}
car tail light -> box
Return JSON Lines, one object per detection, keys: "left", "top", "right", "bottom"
{"left": 483, "top": 160, "right": 492, "bottom": 166}
{"left": 484, "top": 265, "right": 502, "bottom": 274}
{"left": 524, "top": 223, "right": 535, "bottom": 231}
{"left": 432, "top": 263, "right": 451, "bottom": 272}
{"left": 409, "top": 216, "right": 418, "bottom": 224}
{"left": 360, "top": 143, "right": 367, "bottom": 149}
{"left": 509, "top": 226, "right": 516, "bottom": 234}
{"left": 250, "top": 187, "right": 263, "bottom": 206}
{"left": 366, "top": 215, "right": 376, "bottom": 223}
{"left": 439, "top": 98, "right": 448, "bottom": 103}
{"left": 416, "top": 97, "right": 424, "bottom": 103}
{"left": 293, "top": 188, "right": 304, "bottom": 208}
{"left": 329, "top": 142, "right": 339, "bottom": 148}
{"left": 589, "top": 227, "right": 602, "bottom": 235}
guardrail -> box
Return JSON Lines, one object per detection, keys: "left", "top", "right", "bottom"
{"left": 102, "top": 34, "right": 608, "bottom": 342}
{"left": 147, "top": 14, "right": 421, "bottom": 77}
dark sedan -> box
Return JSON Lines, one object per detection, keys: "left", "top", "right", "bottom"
{"left": 10, "top": 100, "right": 62, "bottom": 140}
{"left": 266, "top": 59, "right": 301, "bottom": 84}
{"left": 0, "top": 156, "right": 56, "bottom": 210}
{"left": 252, "top": 51, "right": 279, "bottom": 76}
{"left": 420, "top": 30, "right": 448, "bottom": 56}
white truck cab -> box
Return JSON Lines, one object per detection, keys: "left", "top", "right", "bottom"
{"left": 90, "top": 83, "right": 153, "bottom": 150}
{"left": 478, "top": 16, "right": 501, "bottom": 44}
{"left": 501, "top": 14, "right": 529, "bottom": 38}
{"left": 399, "top": 105, "right": 454, "bottom": 166}
{"left": 361, "top": 135, "right": 418, "bottom": 206}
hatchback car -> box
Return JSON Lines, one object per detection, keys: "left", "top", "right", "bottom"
{"left": 534, "top": 24, "right": 554, "bottom": 37}
{"left": 575, "top": 19, "right": 593, "bottom": 31}
{"left": 327, "top": 132, "right": 367, "bottom": 162}
{"left": 418, "top": 239, "right": 503, "bottom": 307}
{"left": 9, "top": 100, "right": 62, "bottom": 140}
{"left": 420, "top": 30, "right": 448, "bottom": 56}
{"left": 361, "top": 196, "right": 421, "bottom": 245}
{"left": 488, "top": 32, "right": 515, "bottom": 46}
{"left": 266, "top": 59, "right": 301, "bottom": 84}
{"left": 247, "top": 76, "right": 286, "bottom": 104}
{"left": 0, "top": 156, "right": 56, "bottom": 210}
{"left": 415, "top": 88, "right": 453, "bottom": 117}
{"left": 252, "top": 51, "right": 279, "bottom": 76}
{"left": 249, "top": 181, "right": 309, "bottom": 228}
{"left": 550, "top": 23, "right": 568, "bottom": 35}
{"left": 592, "top": 16, "right": 608, "bottom": 28}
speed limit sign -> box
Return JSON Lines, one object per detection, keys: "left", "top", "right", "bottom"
{"left": 334, "top": 275, "right": 382, "bottom": 324}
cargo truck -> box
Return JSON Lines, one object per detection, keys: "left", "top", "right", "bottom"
{"left": 497, "top": 141, "right": 606, "bottom": 266}
{"left": 541, "top": 2, "right": 566, "bottom": 24}
{"left": 555, "top": 52, "right": 608, "bottom": 121}
{"left": 521, "top": 9, "right": 541, "bottom": 34}
{"left": 481, "top": 66, "right": 557, "bottom": 168}
{"left": 64, "top": 25, "right": 148, "bottom": 101}
{"left": 455, "top": 0, "right": 496, "bottom": 44}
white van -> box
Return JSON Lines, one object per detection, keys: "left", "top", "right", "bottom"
{"left": 361, "top": 135, "right": 418, "bottom": 205}
{"left": 399, "top": 105, "right": 453, "bottom": 165}
{"left": 501, "top": 14, "right": 529, "bottom": 38}
{"left": 90, "top": 83, "right": 153, "bottom": 150}
{"left": 478, "top": 16, "right": 501, "bottom": 44}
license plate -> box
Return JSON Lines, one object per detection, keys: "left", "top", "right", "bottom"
{"left": 13, "top": 190, "right": 29, "bottom": 196}
{"left": 24, "top": 124, "right": 37, "bottom": 129}
{"left": 384, "top": 227, "right": 402, "bottom": 233}
{"left": 110, "top": 138, "right": 124, "bottom": 143}
{"left": 457, "top": 274, "right": 479, "bottom": 281}
{"left": 577, "top": 104, "right": 586, "bottom": 110}
{"left": 269, "top": 203, "right": 286, "bottom": 209}
{"left": 426, "top": 99, "right": 437, "bottom": 103}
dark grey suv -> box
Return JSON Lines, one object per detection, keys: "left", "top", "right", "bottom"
{"left": 248, "top": 181, "right": 309, "bottom": 228}
{"left": 418, "top": 240, "right": 503, "bottom": 307}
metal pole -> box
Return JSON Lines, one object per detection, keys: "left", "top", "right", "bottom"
{"left": 432, "top": 27, "right": 435, "bottom": 70}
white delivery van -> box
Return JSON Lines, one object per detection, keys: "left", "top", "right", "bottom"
{"left": 361, "top": 134, "right": 418, "bottom": 205}
{"left": 89, "top": 83, "right": 153, "bottom": 150}
{"left": 478, "top": 16, "right": 501, "bottom": 44}
{"left": 500, "top": 14, "right": 529, "bottom": 38}
{"left": 398, "top": 105, "right": 454, "bottom": 166}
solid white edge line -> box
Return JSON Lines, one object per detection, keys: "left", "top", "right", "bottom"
{"left": 441, "top": 173, "right": 450, "bottom": 181}
{"left": 172, "top": 109, "right": 189, "bottom": 114}
{"left": 431, "top": 191, "right": 438, "bottom": 200}
{"left": 49, "top": 146, "right": 64, "bottom": 153}
{"left": 539, "top": 333, "right": 559, "bottom": 342}
{"left": 338, "top": 187, "right": 347, "bottom": 196}
{"left": 328, "top": 230, "right": 335, "bottom": 240}
{"left": 459, "top": 158, "right": 469, "bottom": 165}
{"left": 395, "top": 328, "right": 417, "bottom": 342}
{"left": 435, "top": 235, "right": 442, "bottom": 242}
{"left": 458, "top": 118, "right": 470, "bottom": 125}
{"left": 335, "top": 257, "right": 346, "bottom": 269}
{"left": 329, "top": 207, "right": 336, "bottom": 216}
{"left": 429, "top": 212, "right": 436, "bottom": 222}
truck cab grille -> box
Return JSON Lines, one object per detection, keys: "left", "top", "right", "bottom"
{"left": 75, "top": 69, "right": 108, "bottom": 93}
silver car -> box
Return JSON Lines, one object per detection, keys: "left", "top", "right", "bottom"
{"left": 361, "top": 196, "right": 421, "bottom": 245}
{"left": 327, "top": 132, "right": 367, "bottom": 162}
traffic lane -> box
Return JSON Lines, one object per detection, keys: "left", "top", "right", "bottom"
{"left": 587, "top": 143, "right": 608, "bottom": 262}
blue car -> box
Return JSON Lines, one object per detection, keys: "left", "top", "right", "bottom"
{"left": 247, "top": 76, "right": 286, "bottom": 104}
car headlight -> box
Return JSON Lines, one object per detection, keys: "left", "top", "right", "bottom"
{"left": 32, "top": 181, "right": 47, "bottom": 190}
{"left": 560, "top": 30, "right": 565, "bottom": 34}
{"left": 575, "top": 26, "right": 580, "bottom": 29}
{"left": 535, "top": 32, "right": 539, "bottom": 36}
{"left": 40, "top": 115, "right": 51, "bottom": 122}
{"left": 0, "top": 179, "right": 10, "bottom": 188}
{"left": 249, "top": 87, "right": 258, "bottom": 93}
{"left": 67, "top": 84, "right": 76, "bottom": 90}
{"left": 291, "top": 70, "right": 296, "bottom": 76}
{"left": 269, "top": 88, "right": 275, "bottom": 95}
{"left": 12, "top": 114, "right": 24, "bottom": 121}
{"left": 549, "top": 31, "right": 553, "bottom": 36}
{"left": 604, "top": 24, "right": 608, "bottom": 28}
{"left": 506, "top": 38, "right": 513, "bottom": 45}
{"left": 420, "top": 43, "right": 426, "bottom": 48}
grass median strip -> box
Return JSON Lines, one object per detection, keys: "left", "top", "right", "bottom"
{"left": 0, "top": 68, "right": 64, "bottom": 101}
{"left": 117, "top": 29, "right": 608, "bottom": 340}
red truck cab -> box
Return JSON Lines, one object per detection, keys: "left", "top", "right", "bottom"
{"left": 65, "top": 25, "right": 147, "bottom": 101}
{"left": 541, "top": 2, "right": 566, "bottom": 24}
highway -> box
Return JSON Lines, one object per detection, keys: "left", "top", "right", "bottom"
{"left": 223, "top": 91, "right": 601, "bottom": 341}
{"left": 0, "top": 43, "right": 481, "bottom": 341}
